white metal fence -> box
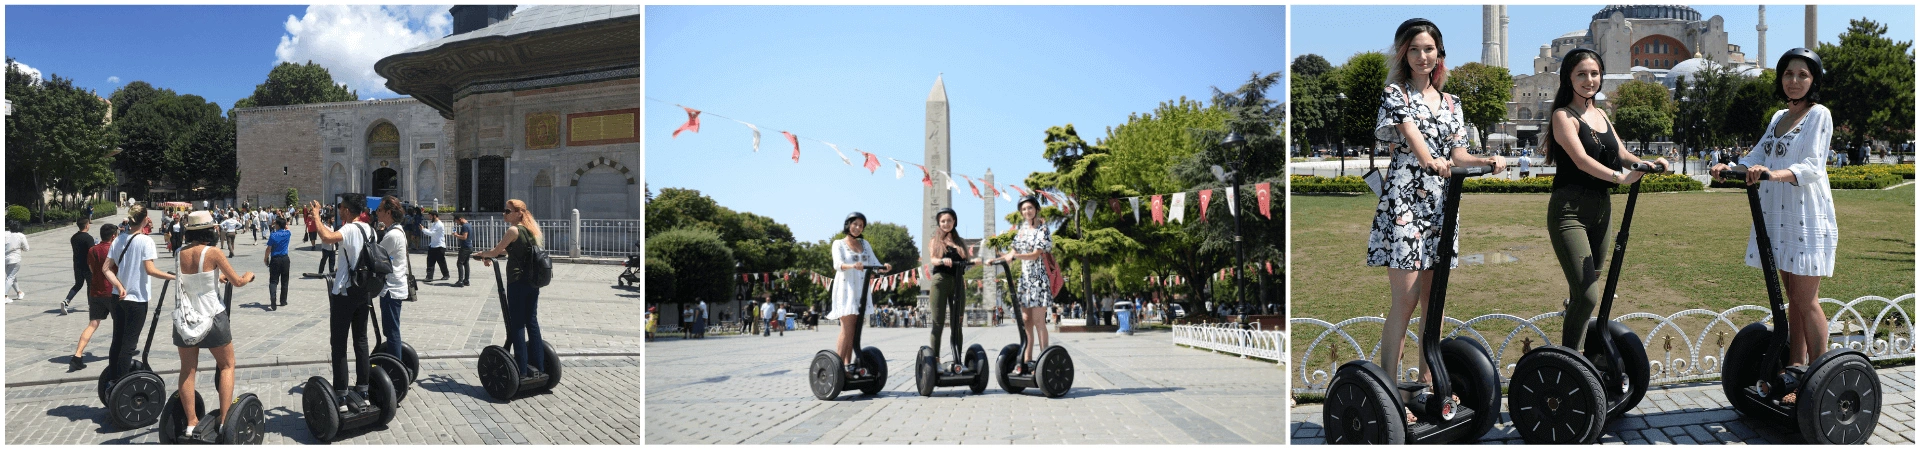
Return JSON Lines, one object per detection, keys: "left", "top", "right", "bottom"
{"left": 1173, "top": 323, "right": 1285, "bottom": 364}
{"left": 465, "top": 212, "right": 639, "bottom": 259}
{"left": 1288, "top": 294, "right": 1915, "bottom": 396}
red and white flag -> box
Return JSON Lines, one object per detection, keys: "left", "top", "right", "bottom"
{"left": 784, "top": 131, "right": 800, "bottom": 163}
{"left": 1255, "top": 183, "right": 1273, "bottom": 219}
{"left": 1150, "top": 195, "right": 1164, "bottom": 224}
{"left": 672, "top": 107, "right": 701, "bottom": 138}
{"left": 1197, "top": 189, "right": 1212, "bottom": 221}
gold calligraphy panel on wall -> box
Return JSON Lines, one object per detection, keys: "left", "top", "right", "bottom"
{"left": 567, "top": 108, "right": 639, "bottom": 146}
{"left": 527, "top": 112, "right": 560, "bottom": 150}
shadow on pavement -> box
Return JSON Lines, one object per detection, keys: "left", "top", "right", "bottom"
{"left": 1060, "top": 386, "right": 1183, "bottom": 398}
{"left": 44, "top": 404, "right": 112, "bottom": 432}
{"left": 263, "top": 405, "right": 326, "bottom": 445}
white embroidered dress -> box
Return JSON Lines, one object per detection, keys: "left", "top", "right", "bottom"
{"left": 1738, "top": 105, "right": 1838, "bottom": 277}
{"left": 826, "top": 238, "right": 881, "bottom": 320}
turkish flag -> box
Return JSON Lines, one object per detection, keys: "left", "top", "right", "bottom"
{"left": 672, "top": 107, "right": 701, "bottom": 138}
{"left": 1255, "top": 183, "right": 1272, "bottom": 219}
{"left": 862, "top": 152, "right": 880, "bottom": 174}
{"left": 1197, "top": 189, "right": 1212, "bottom": 221}
{"left": 1151, "top": 195, "right": 1164, "bottom": 224}
{"left": 784, "top": 131, "right": 800, "bottom": 163}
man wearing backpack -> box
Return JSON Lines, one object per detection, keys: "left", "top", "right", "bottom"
{"left": 302, "top": 195, "right": 381, "bottom": 399}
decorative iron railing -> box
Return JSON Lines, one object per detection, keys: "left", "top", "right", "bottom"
{"left": 1173, "top": 323, "right": 1285, "bottom": 364}
{"left": 1289, "top": 294, "right": 1914, "bottom": 395}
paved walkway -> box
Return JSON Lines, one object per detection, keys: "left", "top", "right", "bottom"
{"left": 4, "top": 212, "right": 641, "bottom": 444}
{"left": 1289, "top": 365, "right": 1917, "bottom": 444}
{"left": 645, "top": 325, "right": 1285, "bottom": 444}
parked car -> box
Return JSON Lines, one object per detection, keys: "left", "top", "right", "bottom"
{"left": 1168, "top": 303, "right": 1187, "bottom": 319}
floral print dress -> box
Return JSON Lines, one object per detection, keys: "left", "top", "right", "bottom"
{"left": 1739, "top": 105, "right": 1837, "bottom": 277}
{"left": 1011, "top": 224, "right": 1052, "bottom": 308}
{"left": 1367, "top": 82, "right": 1470, "bottom": 270}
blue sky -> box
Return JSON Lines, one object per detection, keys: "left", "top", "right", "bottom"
{"left": 1292, "top": 5, "right": 1913, "bottom": 77}
{"left": 646, "top": 5, "right": 1286, "bottom": 242}
{"left": 6, "top": 5, "right": 455, "bottom": 115}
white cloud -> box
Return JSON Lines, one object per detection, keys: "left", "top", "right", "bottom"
{"left": 9, "top": 60, "right": 41, "bottom": 84}
{"left": 274, "top": 5, "right": 453, "bottom": 98}
{"left": 107, "top": 76, "right": 120, "bottom": 84}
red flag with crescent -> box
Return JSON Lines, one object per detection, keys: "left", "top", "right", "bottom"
{"left": 1255, "top": 183, "right": 1272, "bottom": 219}
{"left": 1150, "top": 195, "right": 1165, "bottom": 224}
{"left": 1197, "top": 189, "right": 1212, "bottom": 221}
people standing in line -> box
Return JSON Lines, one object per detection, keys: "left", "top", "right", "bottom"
{"left": 303, "top": 196, "right": 377, "bottom": 406}
{"left": 453, "top": 215, "right": 473, "bottom": 287}
{"left": 171, "top": 211, "right": 256, "bottom": 439}
{"left": 100, "top": 205, "right": 179, "bottom": 384}
{"left": 6, "top": 220, "right": 29, "bottom": 302}
{"left": 423, "top": 211, "right": 450, "bottom": 282}
{"left": 1539, "top": 48, "right": 1668, "bottom": 350}
{"left": 827, "top": 212, "right": 890, "bottom": 375}
{"left": 69, "top": 223, "right": 119, "bottom": 372}
{"left": 1711, "top": 49, "right": 1838, "bottom": 404}
{"left": 996, "top": 196, "right": 1055, "bottom": 376}
{"left": 369, "top": 196, "right": 411, "bottom": 363}
{"left": 927, "top": 207, "right": 977, "bottom": 372}
{"left": 264, "top": 218, "right": 292, "bottom": 311}
{"left": 64, "top": 218, "right": 97, "bottom": 315}
{"left": 471, "top": 199, "right": 551, "bottom": 378}
{"left": 1365, "top": 19, "right": 1505, "bottom": 422}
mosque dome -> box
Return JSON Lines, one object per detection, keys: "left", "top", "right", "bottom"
{"left": 1668, "top": 57, "right": 1720, "bottom": 82}
{"left": 1593, "top": 5, "right": 1701, "bottom": 22}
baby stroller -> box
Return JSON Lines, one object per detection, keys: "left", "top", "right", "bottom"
{"left": 618, "top": 241, "right": 640, "bottom": 287}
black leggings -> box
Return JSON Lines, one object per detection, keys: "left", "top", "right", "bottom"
{"left": 106, "top": 300, "right": 148, "bottom": 380}
{"left": 318, "top": 249, "right": 336, "bottom": 274}
{"left": 268, "top": 255, "right": 290, "bottom": 305}
{"left": 328, "top": 292, "right": 370, "bottom": 389}
{"left": 928, "top": 273, "right": 965, "bottom": 361}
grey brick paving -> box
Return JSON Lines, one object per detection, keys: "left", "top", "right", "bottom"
{"left": 4, "top": 212, "right": 640, "bottom": 444}
{"left": 645, "top": 325, "right": 1283, "bottom": 444}
{"left": 1290, "top": 365, "right": 1915, "bottom": 444}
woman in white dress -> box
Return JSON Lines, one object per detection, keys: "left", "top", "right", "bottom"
{"left": 995, "top": 196, "right": 1052, "bottom": 376}
{"left": 1711, "top": 48, "right": 1838, "bottom": 404}
{"left": 827, "top": 212, "right": 890, "bottom": 375}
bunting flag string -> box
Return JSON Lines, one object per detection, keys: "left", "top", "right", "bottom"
{"left": 672, "top": 107, "right": 701, "bottom": 138}
{"left": 783, "top": 131, "right": 800, "bottom": 163}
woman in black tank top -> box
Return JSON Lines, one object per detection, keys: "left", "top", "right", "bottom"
{"left": 1542, "top": 49, "right": 1668, "bottom": 348}
{"left": 926, "top": 208, "right": 977, "bottom": 371}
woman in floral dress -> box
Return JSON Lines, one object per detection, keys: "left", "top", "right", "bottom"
{"left": 997, "top": 195, "right": 1052, "bottom": 375}
{"left": 1711, "top": 48, "right": 1837, "bottom": 404}
{"left": 1365, "top": 19, "right": 1504, "bottom": 410}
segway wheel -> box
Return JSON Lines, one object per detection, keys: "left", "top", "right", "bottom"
{"left": 371, "top": 369, "right": 398, "bottom": 426}
{"left": 1586, "top": 320, "right": 1650, "bottom": 419}
{"left": 98, "top": 360, "right": 151, "bottom": 406}
{"left": 1440, "top": 337, "right": 1504, "bottom": 443}
{"left": 1721, "top": 322, "right": 1785, "bottom": 423}
{"left": 858, "top": 346, "right": 887, "bottom": 396}
{"left": 371, "top": 353, "right": 412, "bottom": 403}
{"left": 809, "top": 350, "right": 843, "bottom": 401}
{"left": 479, "top": 345, "right": 520, "bottom": 401}
{"left": 541, "top": 339, "right": 563, "bottom": 391}
{"left": 156, "top": 390, "right": 206, "bottom": 444}
{"left": 400, "top": 342, "right": 422, "bottom": 385}
{"left": 1322, "top": 363, "right": 1406, "bottom": 444}
{"left": 106, "top": 371, "right": 166, "bottom": 429}
{"left": 1035, "top": 346, "right": 1075, "bottom": 398}
{"left": 1796, "top": 352, "right": 1881, "bottom": 444}
{"left": 224, "top": 393, "right": 267, "bottom": 445}
{"left": 1508, "top": 347, "right": 1606, "bottom": 444}
{"left": 995, "top": 344, "right": 1024, "bottom": 394}
{"left": 301, "top": 377, "right": 340, "bottom": 442}
{"left": 915, "top": 346, "right": 936, "bottom": 397}
{"left": 966, "top": 344, "right": 989, "bottom": 394}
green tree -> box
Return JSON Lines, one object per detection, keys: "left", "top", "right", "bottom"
{"left": 1610, "top": 80, "right": 1675, "bottom": 115}
{"left": 1445, "top": 62, "right": 1514, "bottom": 152}
{"left": 1335, "top": 52, "right": 1389, "bottom": 159}
{"left": 245, "top": 61, "right": 357, "bottom": 108}
{"left": 1290, "top": 54, "right": 1336, "bottom": 155}
{"left": 1613, "top": 106, "right": 1672, "bottom": 154}
{"left": 1173, "top": 71, "right": 1286, "bottom": 309}
{"left": 1725, "top": 70, "right": 1784, "bottom": 150}
{"left": 6, "top": 58, "right": 115, "bottom": 217}
{"left": 1820, "top": 18, "right": 1916, "bottom": 151}
{"left": 647, "top": 227, "right": 734, "bottom": 309}
{"left": 1675, "top": 64, "right": 1739, "bottom": 169}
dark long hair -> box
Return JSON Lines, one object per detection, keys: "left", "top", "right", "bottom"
{"left": 1542, "top": 48, "right": 1603, "bottom": 165}
{"left": 932, "top": 209, "right": 964, "bottom": 256}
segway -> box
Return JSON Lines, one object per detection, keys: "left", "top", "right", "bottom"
{"left": 99, "top": 279, "right": 173, "bottom": 430}
{"left": 368, "top": 280, "right": 420, "bottom": 402}
{"left": 991, "top": 260, "right": 1074, "bottom": 398}
{"left": 1508, "top": 162, "right": 1662, "bottom": 444}
{"left": 301, "top": 282, "right": 401, "bottom": 441}
{"left": 475, "top": 256, "right": 562, "bottom": 401}
{"left": 808, "top": 264, "right": 891, "bottom": 401}
{"left": 157, "top": 283, "right": 267, "bottom": 444}
{"left": 1320, "top": 165, "right": 1504, "bottom": 444}
{"left": 1715, "top": 165, "right": 1881, "bottom": 444}
{"left": 915, "top": 258, "right": 989, "bottom": 397}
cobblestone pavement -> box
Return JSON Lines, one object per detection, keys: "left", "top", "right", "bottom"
{"left": 645, "top": 325, "right": 1284, "bottom": 444}
{"left": 1290, "top": 365, "right": 1917, "bottom": 444}
{"left": 4, "top": 213, "right": 641, "bottom": 444}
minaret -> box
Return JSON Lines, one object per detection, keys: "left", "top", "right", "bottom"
{"left": 1499, "top": 6, "right": 1510, "bottom": 68}
{"left": 922, "top": 75, "right": 951, "bottom": 296}
{"left": 1482, "top": 6, "right": 1501, "bottom": 67}
{"left": 1757, "top": 6, "right": 1769, "bottom": 69}
{"left": 1805, "top": 6, "right": 1818, "bottom": 49}
{"left": 980, "top": 168, "right": 998, "bottom": 309}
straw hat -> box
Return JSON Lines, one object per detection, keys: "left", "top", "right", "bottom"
{"left": 183, "top": 211, "right": 217, "bottom": 230}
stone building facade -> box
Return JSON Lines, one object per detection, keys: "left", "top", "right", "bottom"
{"left": 234, "top": 98, "right": 454, "bottom": 211}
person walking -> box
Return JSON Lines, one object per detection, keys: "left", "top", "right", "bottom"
{"left": 697, "top": 299, "right": 709, "bottom": 339}
{"left": 219, "top": 213, "right": 241, "bottom": 254}
{"left": 68, "top": 223, "right": 119, "bottom": 372}
{"left": 63, "top": 218, "right": 97, "bottom": 315}
{"left": 170, "top": 211, "right": 256, "bottom": 440}
{"left": 423, "top": 211, "right": 449, "bottom": 282}
{"left": 453, "top": 215, "right": 473, "bottom": 287}
{"left": 264, "top": 218, "right": 292, "bottom": 311}
{"left": 100, "top": 205, "right": 179, "bottom": 386}
{"left": 6, "top": 220, "right": 29, "bottom": 302}
{"left": 304, "top": 206, "right": 320, "bottom": 248}
{"left": 471, "top": 199, "right": 551, "bottom": 378}
{"left": 762, "top": 296, "right": 775, "bottom": 337}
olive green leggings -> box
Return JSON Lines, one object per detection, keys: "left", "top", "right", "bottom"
{"left": 928, "top": 273, "right": 965, "bottom": 361}
{"left": 1548, "top": 186, "right": 1612, "bottom": 350}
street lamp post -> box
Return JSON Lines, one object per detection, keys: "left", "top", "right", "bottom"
{"left": 1220, "top": 131, "right": 1248, "bottom": 325}
{"left": 1335, "top": 93, "right": 1348, "bottom": 178}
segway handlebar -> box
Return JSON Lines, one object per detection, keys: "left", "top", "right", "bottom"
{"left": 1424, "top": 165, "right": 1497, "bottom": 177}
{"left": 1715, "top": 164, "right": 1773, "bottom": 181}
{"left": 1630, "top": 161, "right": 1668, "bottom": 173}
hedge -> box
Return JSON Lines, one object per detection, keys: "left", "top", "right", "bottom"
{"left": 1708, "top": 164, "right": 1906, "bottom": 189}
{"left": 1290, "top": 174, "right": 1702, "bottom": 194}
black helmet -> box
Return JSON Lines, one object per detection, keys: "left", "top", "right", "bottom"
{"left": 843, "top": 212, "right": 867, "bottom": 237}
{"left": 1017, "top": 195, "right": 1041, "bottom": 211}
{"left": 1775, "top": 48, "right": 1823, "bottom": 103}
{"left": 934, "top": 207, "right": 957, "bottom": 221}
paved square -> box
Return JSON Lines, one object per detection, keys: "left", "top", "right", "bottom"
{"left": 1290, "top": 365, "right": 1916, "bottom": 444}
{"left": 3, "top": 212, "right": 641, "bottom": 444}
{"left": 645, "top": 325, "right": 1285, "bottom": 444}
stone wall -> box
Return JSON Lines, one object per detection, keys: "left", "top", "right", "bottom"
{"left": 234, "top": 104, "right": 325, "bottom": 209}
{"left": 450, "top": 77, "right": 640, "bottom": 220}
{"left": 235, "top": 98, "right": 456, "bottom": 210}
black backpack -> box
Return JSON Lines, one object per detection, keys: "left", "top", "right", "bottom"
{"left": 514, "top": 226, "right": 553, "bottom": 288}
{"left": 349, "top": 223, "right": 396, "bottom": 297}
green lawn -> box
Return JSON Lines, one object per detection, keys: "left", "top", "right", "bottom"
{"left": 1289, "top": 184, "right": 1914, "bottom": 376}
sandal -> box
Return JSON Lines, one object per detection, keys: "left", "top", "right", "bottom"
{"left": 1780, "top": 390, "right": 1798, "bottom": 406}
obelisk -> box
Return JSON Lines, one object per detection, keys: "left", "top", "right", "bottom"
{"left": 981, "top": 168, "right": 999, "bottom": 310}
{"left": 922, "top": 75, "right": 950, "bottom": 296}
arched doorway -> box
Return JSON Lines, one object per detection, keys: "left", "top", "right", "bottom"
{"left": 575, "top": 166, "right": 632, "bottom": 219}
{"left": 372, "top": 168, "right": 399, "bottom": 199}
